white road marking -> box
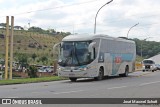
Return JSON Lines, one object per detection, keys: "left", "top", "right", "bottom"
{"left": 4, "top": 97, "right": 19, "bottom": 98}
{"left": 32, "top": 92, "right": 41, "bottom": 94}
{"left": 139, "top": 81, "right": 160, "bottom": 86}
{"left": 107, "top": 86, "right": 127, "bottom": 90}
{"left": 53, "top": 90, "right": 84, "bottom": 95}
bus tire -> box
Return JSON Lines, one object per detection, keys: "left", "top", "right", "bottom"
{"left": 94, "top": 67, "right": 104, "bottom": 81}
{"left": 69, "top": 77, "right": 77, "bottom": 82}
{"left": 121, "top": 66, "right": 129, "bottom": 77}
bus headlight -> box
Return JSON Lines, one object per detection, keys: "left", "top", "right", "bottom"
{"left": 58, "top": 67, "right": 64, "bottom": 71}
{"left": 83, "top": 68, "right": 87, "bottom": 71}
{"left": 79, "top": 67, "right": 87, "bottom": 71}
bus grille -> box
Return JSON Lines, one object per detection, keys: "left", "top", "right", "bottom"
{"left": 145, "top": 65, "right": 150, "bottom": 69}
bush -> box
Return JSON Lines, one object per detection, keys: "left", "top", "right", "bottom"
{"left": 28, "top": 66, "right": 38, "bottom": 78}
{"left": 32, "top": 53, "right": 37, "bottom": 61}
{"left": 17, "top": 40, "right": 21, "bottom": 43}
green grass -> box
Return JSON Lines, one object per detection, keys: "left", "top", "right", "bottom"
{"left": 0, "top": 76, "right": 67, "bottom": 85}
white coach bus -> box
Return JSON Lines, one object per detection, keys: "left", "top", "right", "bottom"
{"left": 53, "top": 34, "right": 136, "bottom": 82}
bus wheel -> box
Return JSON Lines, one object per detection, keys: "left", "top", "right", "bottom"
{"left": 69, "top": 78, "right": 77, "bottom": 82}
{"left": 94, "top": 68, "right": 104, "bottom": 81}
{"left": 121, "top": 66, "right": 129, "bottom": 77}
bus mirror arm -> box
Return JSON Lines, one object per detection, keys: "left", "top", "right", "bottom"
{"left": 88, "top": 42, "right": 96, "bottom": 53}
{"left": 88, "top": 42, "right": 96, "bottom": 61}
{"left": 53, "top": 42, "right": 61, "bottom": 55}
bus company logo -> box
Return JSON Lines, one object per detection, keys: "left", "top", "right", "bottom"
{"left": 2, "top": 99, "right": 12, "bottom": 104}
{"left": 115, "top": 56, "right": 122, "bottom": 63}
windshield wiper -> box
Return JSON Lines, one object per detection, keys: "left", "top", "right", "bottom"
{"left": 74, "top": 46, "right": 80, "bottom": 66}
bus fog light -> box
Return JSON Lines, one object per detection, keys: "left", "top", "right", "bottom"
{"left": 79, "top": 67, "right": 87, "bottom": 71}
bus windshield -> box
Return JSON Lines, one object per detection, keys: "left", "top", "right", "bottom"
{"left": 142, "top": 60, "right": 155, "bottom": 64}
{"left": 58, "top": 41, "right": 92, "bottom": 66}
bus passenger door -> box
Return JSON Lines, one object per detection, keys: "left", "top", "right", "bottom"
{"left": 104, "top": 53, "right": 112, "bottom": 76}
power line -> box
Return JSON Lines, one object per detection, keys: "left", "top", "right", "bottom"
{"left": 0, "top": 0, "right": 100, "bottom": 18}
{"left": 1, "top": 0, "right": 160, "bottom": 30}
{"left": 1, "top": 0, "right": 160, "bottom": 38}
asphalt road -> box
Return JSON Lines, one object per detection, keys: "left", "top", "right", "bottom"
{"left": 0, "top": 71, "right": 160, "bottom": 107}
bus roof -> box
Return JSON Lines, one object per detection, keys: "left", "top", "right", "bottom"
{"left": 62, "top": 34, "right": 135, "bottom": 43}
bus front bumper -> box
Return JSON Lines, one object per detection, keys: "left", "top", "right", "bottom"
{"left": 58, "top": 70, "right": 97, "bottom": 78}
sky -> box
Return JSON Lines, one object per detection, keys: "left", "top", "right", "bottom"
{"left": 0, "top": 0, "right": 160, "bottom": 41}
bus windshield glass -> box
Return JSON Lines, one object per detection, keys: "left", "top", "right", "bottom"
{"left": 58, "top": 41, "right": 92, "bottom": 66}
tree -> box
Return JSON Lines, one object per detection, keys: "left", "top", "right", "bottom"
{"left": 32, "top": 53, "right": 37, "bottom": 61}
{"left": 28, "top": 65, "right": 38, "bottom": 78}
{"left": 0, "top": 23, "right": 6, "bottom": 28}
{"left": 40, "top": 56, "right": 48, "bottom": 65}
{"left": 0, "top": 23, "right": 11, "bottom": 29}
{"left": 132, "top": 38, "right": 160, "bottom": 58}
{"left": 48, "top": 29, "right": 56, "bottom": 34}
{"left": 28, "top": 26, "right": 44, "bottom": 33}
{"left": 17, "top": 54, "right": 29, "bottom": 71}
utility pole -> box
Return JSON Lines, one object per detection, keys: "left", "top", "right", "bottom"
{"left": 5, "top": 16, "right": 9, "bottom": 80}
{"left": 28, "top": 20, "right": 31, "bottom": 28}
{"left": 9, "top": 16, "right": 14, "bottom": 79}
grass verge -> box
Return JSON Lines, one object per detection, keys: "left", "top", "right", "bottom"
{"left": 0, "top": 76, "right": 67, "bottom": 85}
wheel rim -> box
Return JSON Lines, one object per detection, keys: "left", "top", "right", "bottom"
{"left": 98, "top": 69, "right": 103, "bottom": 80}
{"left": 125, "top": 67, "right": 129, "bottom": 76}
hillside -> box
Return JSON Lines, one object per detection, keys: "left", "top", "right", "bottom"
{"left": 132, "top": 38, "right": 160, "bottom": 58}
{"left": 0, "top": 29, "right": 65, "bottom": 65}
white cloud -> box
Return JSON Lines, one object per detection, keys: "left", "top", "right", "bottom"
{"left": 0, "top": 0, "right": 160, "bottom": 41}
{"left": 0, "top": 0, "right": 4, "bottom": 3}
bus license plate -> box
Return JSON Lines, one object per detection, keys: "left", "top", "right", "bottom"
{"left": 69, "top": 73, "right": 75, "bottom": 77}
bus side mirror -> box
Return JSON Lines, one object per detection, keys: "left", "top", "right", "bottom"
{"left": 53, "top": 42, "right": 61, "bottom": 55}
{"left": 88, "top": 42, "right": 96, "bottom": 60}
{"left": 88, "top": 42, "right": 96, "bottom": 53}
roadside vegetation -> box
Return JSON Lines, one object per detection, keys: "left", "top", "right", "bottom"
{"left": 133, "top": 38, "right": 160, "bottom": 59}
{"left": 0, "top": 76, "right": 67, "bottom": 85}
